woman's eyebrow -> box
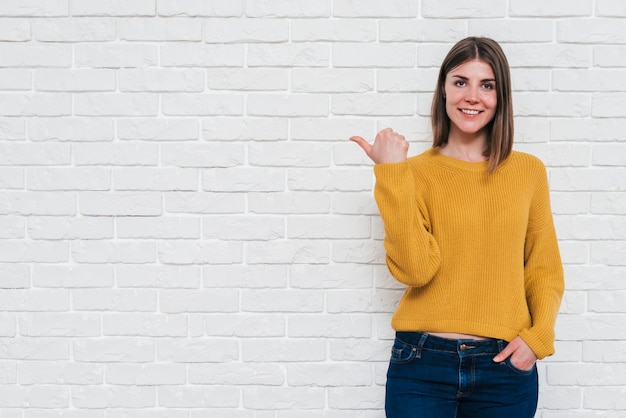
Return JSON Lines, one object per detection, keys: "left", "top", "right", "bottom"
{"left": 451, "top": 75, "right": 496, "bottom": 83}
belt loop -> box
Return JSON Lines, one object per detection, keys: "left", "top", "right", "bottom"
{"left": 497, "top": 339, "right": 505, "bottom": 352}
{"left": 415, "top": 332, "right": 428, "bottom": 359}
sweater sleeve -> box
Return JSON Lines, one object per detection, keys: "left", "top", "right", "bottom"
{"left": 373, "top": 161, "right": 441, "bottom": 287}
{"left": 518, "top": 163, "right": 565, "bottom": 360}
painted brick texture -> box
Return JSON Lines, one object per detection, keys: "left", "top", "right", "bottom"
{"left": 0, "top": 1, "right": 625, "bottom": 416}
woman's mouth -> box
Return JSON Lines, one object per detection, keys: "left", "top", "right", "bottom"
{"left": 460, "top": 109, "right": 481, "bottom": 115}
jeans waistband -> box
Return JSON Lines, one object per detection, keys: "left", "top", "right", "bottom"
{"left": 395, "top": 331, "right": 505, "bottom": 354}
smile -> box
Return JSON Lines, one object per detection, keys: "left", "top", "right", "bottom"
{"left": 460, "top": 109, "right": 481, "bottom": 115}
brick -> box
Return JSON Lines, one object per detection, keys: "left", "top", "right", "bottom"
{"left": 73, "top": 338, "right": 154, "bottom": 362}
{"left": 245, "top": 0, "right": 330, "bottom": 18}
{"left": 159, "top": 386, "right": 239, "bottom": 408}
{"left": 203, "top": 215, "right": 284, "bottom": 240}
{"left": 514, "top": 93, "right": 590, "bottom": 117}
{"left": 204, "top": 18, "right": 288, "bottom": 43}
{"left": 160, "top": 289, "right": 238, "bottom": 313}
{"left": 247, "top": 94, "right": 328, "bottom": 117}
{"left": 328, "top": 387, "right": 384, "bottom": 409}
{"left": 27, "top": 167, "right": 110, "bottom": 191}
{"left": 0, "top": 166, "right": 25, "bottom": 189}
{"left": 157, "top": 240, "right": 243, "bottom": 265}
{"left": 33, "top": 18, "right": 116, "bottom": 41}
{"left": 248, "top": 191, "right": 331, "bottom": 214}
{"left": 207, "top": 68, "right": 287, "bottom": 91}
{"left": 103, "top": 313, "right": 186, "bottom": 337}
{"left": 333, "top": 93, "right": 416, "bottom": 116}
{"left": 469, "top": 19, "right": 553, "bottom": 42}
{"left": 422, "top": 0, "right": 505, "bottom": 18}
{"left": 74, "top": 143, "right": 158, "bottom": 166}
{"left": 117, "top": 265, "right": 200, "bottom": 288}
{"left": 292, "top": 19, "right": 376, "bottom": 42}
{"left": 287, "top": 215, "right": 370, "bottom": 239}
{"left": 591, "top": 241, "right": 626, "bottom": 266}
{"left": 550, "top": 168, "right": 626, "bottom": 191}
{"left": 74, "top": 44, "right": 158, "bottom": 68}
{"left": 28, "top": 216, "right": 113, "bottom": 240}
{"left": 73, "top": 289, "right": 157, "bottom": 312}
{"left": 0, "top": 0, "right": 68, "bottom": 17}
{"left": 0, "top": 69, "right": 31, "bottom": 90}
{"left": 0, "top": 118, "right": 26, "bottom": 140}
{"left": 249, "top": 142, "right": 330, "bottom": 167}
{"left": 595, "top": 46, "right": 626, "bottom": 67}
{"left": 0, "top": 338, "right": 68, "bottom": 360}
{"left": 332, "top": 240, "right": 385, "bottom": 264}
{"left": 242, "top": 339, "right": 325, "bottom": 362}
{"left": 377, "top": 69, "right": 437, "bottom": 93}
{"left": 0, "top": 263, "right": 30, "bottom": 288}
{"left": 205, "top": 264, "right": 282, "bottom": 290}
{"left": 162, "top": 93, "right": 243, "bottom": 116}
{"left": 75, "top": 93, "right": 158, "bottom": 116}
{"left": 291, "top": 118, "right": 374, "bottom": 141}
{"left": 243, "top": 386, "right": 325, "bottom": 409}
{"left": 0, "top": 191, "right": 75, "bottom": 215}
{"left": 72, "top": 386, "right": 155, "bottom": 408}
{"left": 242, "top": 289, "right": 323, "bottom": 313}
{"left": 33, "top": 264, "right": 114, "bottom": 288}
{"left": 334, "top": 0, "right": 417, "bottom": 17}
{"left": 161, "top": 143, "right": 244, "bottom": 168}
{"left": 0, "top": 216, "right": 25, "bottom": 238}
{"left": 164, "top": 192, "right": 245, "bottom": 214}
{"left": 509, "top": 0, "right": 591, "bottom": 17}
{"left": 203, "top": 117, "right": 287, "bottom": 141}
{"left": 29, "top": 118, "right": 114, "bottom": 142}
{"left": 330, "top": 339, "right": 391, "bottom": 361}
{"left": 247, "top": 44, "right": 329, "bottom": 67}
{"left": 202, "top": 168, "right": 285, "bottom": 192}
{"left": 119, "top": 68, "right": 204, "bottom": 92}
{"left": 333, "top": 43, "right": 415, "bottom": 68}
{"left": 160, "top": 44, "right": 244, "bottom": 67}
{"left": 593, "top": 144, "right": 626, "bottom": 166}
{"left": 157, "top": 0, "right": 242, "bottom": 17}
{"left": 19, "top": 362, "right": 103, "bottom": 384}
{"left": 288, "top": 314, "right": 371, "bottom": 338}
{"left": 118, "top": 118, "right": 199, "bottom": 141}
{"left": 117, "top": 217, "right": 200, "bottom": 239}
{"left": 72, "top": 241, "right": 156, "bottom": 264}
{"left": 157, "top": 338, "right": 238, "bottom": 362}
{"left": 190, "top": 363, "right": 284, "bottom": 385}
{"left": 0, "top": 143, "right": 70, "bottom": 165}
{"left": 0, "top": 44, "right": 71, "bottom": 68}
{"left": 506, "top": 44, "right": 591, "bottom": 68}
{"left": 583, "top": 387, "right": 626, "bottom": 410}
{"left": 292, "top": 68, "right": 374, "bottom": 93}
{"left": 113, "top": 167, "right": 198, "bottom": 191}
{"left": 596, "top": 0, "right": 626, "bottom": 16}
{"left": 591, "top": 192, "right": 626, "bottom": 214}
{"left": 287, "top": 168, "right": 372, "bottom": 192}
{"left": 79, "top": 191, "right": 162, "bottom": 216}
{"left": 19, "top": 313, "right": 100, "bottom": 337}
{"left": 0, "top": 93, "right": 71, "bottom": 116}
{"left": 0, "top": 241, "right": 67, "bottom": 263}
{"left": 70, "top": 0, "right": 155, "bottom": 16}
{"left": 106, "top": 363, "right": 186, "bottom": 385}
{"left": 204, "top": 314, "right": 285, "bottom": 337}
{"left": 120, "top": 18, "right": 202, "bottom": 41}
{"left": 560, "top": 18, "right": 626, "bottom": 44}
{"left": 246, "top": 241, "right": 329, "bottom": 264}
{"left": 290, "top": 264, "right": 373, "bottom": 289}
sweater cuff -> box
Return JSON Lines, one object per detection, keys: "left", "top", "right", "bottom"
{"left": 518, "top": 327, "right": 555, "bottom": 360}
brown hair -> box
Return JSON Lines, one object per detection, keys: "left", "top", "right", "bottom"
{"left": 431, "top": 37, "right": 513, "bottom": 173}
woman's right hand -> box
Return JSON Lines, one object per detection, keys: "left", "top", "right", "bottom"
{"left": 350, "top": 128, "right": 409, "bottom": 164}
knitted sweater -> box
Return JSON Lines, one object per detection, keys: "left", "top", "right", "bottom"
{"left": 373, "top": 148, "right": 564, "bottom": 359}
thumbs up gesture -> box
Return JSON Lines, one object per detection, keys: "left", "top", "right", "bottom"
{"left": 350, "top": 128, "right": 409, "bottom": 165}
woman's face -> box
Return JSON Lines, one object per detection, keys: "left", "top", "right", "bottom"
{"left": 444, "top": 59, "right": 497, "bottom": 142}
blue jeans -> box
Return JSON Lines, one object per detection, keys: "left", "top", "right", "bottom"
{"left": 385, "top": 332, "right": 538, "bottom": 418}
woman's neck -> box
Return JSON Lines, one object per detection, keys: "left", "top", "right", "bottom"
{"left": 438, "top": 138, "right": 487, "bottom": 162}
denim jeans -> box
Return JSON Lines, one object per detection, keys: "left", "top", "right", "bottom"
{"left": 385, "top": 332, "right": 538, "bottom": 418}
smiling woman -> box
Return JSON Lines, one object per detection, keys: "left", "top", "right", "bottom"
{"left": 350, "top": 37, "right": 564, "bottom": 418}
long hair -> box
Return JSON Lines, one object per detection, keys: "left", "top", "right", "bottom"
{"left": 431, "top": 37, "right": 514, "bottom": 174}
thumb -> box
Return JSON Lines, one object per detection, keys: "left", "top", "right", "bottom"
{"left": 493, "top": 344, "right": 514, "bottom": 363}
{"left": 349, "top": 136, "right": 373, "bottom": 157}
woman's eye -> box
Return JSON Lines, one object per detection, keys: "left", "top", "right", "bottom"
{"left": 455, "top": 81, "right": 466, "bottom": 87}
{"left": 483, "top": 83, "right": 494, "bottom": 89}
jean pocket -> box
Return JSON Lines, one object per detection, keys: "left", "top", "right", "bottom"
{"left": 503, "top": 357, "right": 535, "bottom": 375}
{"left": 389, "top": 339, "right": 418, "bottom": 364}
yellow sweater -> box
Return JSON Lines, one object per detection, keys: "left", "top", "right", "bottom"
{"left": 374, "top": 148, "right": 564, "bottom": 360}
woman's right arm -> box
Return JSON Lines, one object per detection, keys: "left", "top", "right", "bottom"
{"left": 351, "top": 129, "right": 441, "bottom": 287}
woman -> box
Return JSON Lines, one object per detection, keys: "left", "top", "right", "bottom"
{"left": 350, "top": 37, "right": 564, "bottom": 417}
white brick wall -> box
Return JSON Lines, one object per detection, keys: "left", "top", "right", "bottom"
{"left": 0, "top": 0, "right": 624, "bottom": 416}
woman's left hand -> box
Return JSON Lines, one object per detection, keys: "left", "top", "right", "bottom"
{"left": 493, "top": 336, "right": 537, "bottom": 371}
